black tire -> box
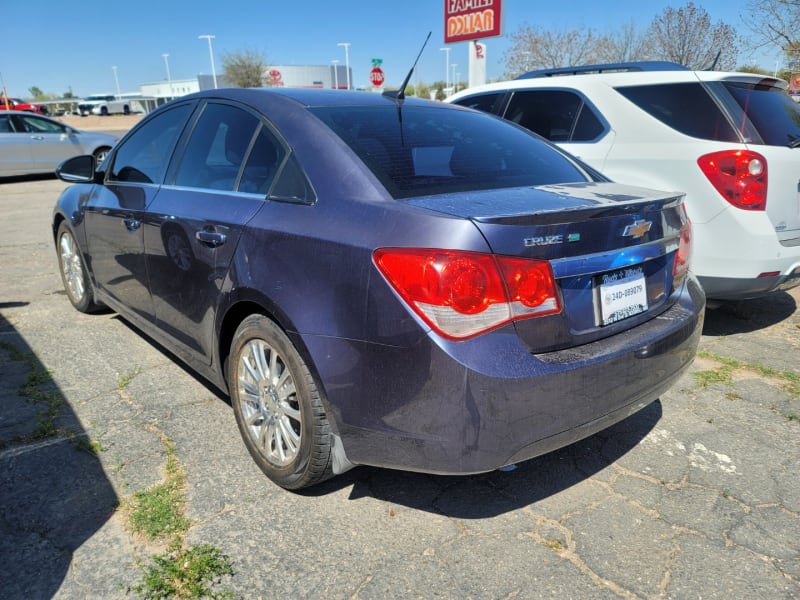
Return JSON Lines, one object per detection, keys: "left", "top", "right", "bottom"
{"left": 100, "top": 106, "right": 108, "bottom": 116}
{"left": 123, "top": 105, "right": 131, "bottom": 115}
{"left": 229, "top": 314, "right": 332, "bottom": 490}
{"left": 56, "top": 221, "right": 101, "bottom": 313}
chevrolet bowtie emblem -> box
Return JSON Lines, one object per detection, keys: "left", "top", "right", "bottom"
{"left": 623, "top": 219, "right": 652, "bottom": 239}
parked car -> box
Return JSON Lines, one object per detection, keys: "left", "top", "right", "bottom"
{"left": 0, "top": 97, "right": 46, "bottom": 114}
{"left": 52, "top": 88, "right": 704, "bottom": 490}
{"left": 448, "top": 61, "right": 800, "bottom": 300}
{"left": 0, "top": 111, "right": 118, "bottom": 177}
{"left": 77, "top": 94, "right": 132, "bottom": 116}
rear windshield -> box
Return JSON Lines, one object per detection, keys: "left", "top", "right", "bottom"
{"left": 310, "top": 104, "right": 592, "bottom": 199}
{"left": 722, "top": 81, "right": 800, "bottom": 146}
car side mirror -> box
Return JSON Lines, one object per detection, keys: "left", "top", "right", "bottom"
{"left": 56, "top": 155, "right": 98, "bottom": 183}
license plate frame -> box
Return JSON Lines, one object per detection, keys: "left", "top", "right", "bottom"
{"left": 596, "top": 265, "right": 648, "bottom": 326}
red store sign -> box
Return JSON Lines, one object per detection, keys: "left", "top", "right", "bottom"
{"left": 444, "top": 0, "right": 502, "bottom": 44}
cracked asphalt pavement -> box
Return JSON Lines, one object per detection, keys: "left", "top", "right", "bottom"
{"left": 1, "top": 177, "right": 798, "bottom": 599}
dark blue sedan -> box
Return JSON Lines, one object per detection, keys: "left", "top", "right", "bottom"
{"left": 52, "top": 88, "right": 704, "bottom": 489}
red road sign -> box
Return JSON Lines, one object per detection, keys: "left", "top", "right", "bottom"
{"left": 370, "top": 67, "right": 385, "bottom": 87}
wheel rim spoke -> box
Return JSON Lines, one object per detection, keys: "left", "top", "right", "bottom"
{"left": 237, "top": 336, "right": 302, "bottom": 467}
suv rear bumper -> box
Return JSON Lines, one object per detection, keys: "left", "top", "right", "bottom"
{"left": 699, "top": 266, "right": 800, "bottom": 300}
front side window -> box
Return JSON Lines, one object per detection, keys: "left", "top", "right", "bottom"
{"left": 19, "top": 115, "right": 66, "bottom": 134}
{"left": 616, "top": 82, "right": 740, "bottom": 142}
{"left": 109, "top": 103, "right": 193, "bottom": 184}
{"left": 311, "top": 104, "right": 591, "bottom": 199}
{"left": 451, "top": 92, "right": 505, "bottom": 114}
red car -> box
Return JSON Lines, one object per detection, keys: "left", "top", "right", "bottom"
{"left": 0, "top": 97, "right": 46, "bottom": 114}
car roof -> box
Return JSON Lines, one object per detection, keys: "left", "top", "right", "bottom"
{"left": 448, "top": 66, "right": 788, "bottom": 101}
{"left": 181, "top": 87, "right": 442, "bottom": 110}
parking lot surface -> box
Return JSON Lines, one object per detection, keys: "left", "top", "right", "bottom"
{"left": 1, "top": 177, "right": 798, "bottom": 599}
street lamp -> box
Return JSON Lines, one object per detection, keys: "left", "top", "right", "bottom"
{"left": 451, "top": 63, "right": 457, "bottom": 94}
{"left": 162, "top": 53, "right": 172, "bottom": 100}
{"left": 439, "top": 47, "right": 450, "bottom": 92}
{"left": 332, "top": 59, "right": 339, "bottom": 89}
{"left": 112, "top": 66, "right": 121, "bottom": 98}
{"left": 198, "top": 34, "right": 218, "bottom": 89}
{"left": 337, "top": 42, "right": 351, "bottom": 90}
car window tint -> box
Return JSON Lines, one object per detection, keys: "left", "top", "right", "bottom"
{"left": 310, "top": 104, "right": 590, "bottom": 199}
{"left": 175, "top": 103, "right": 262, "bottom": 191}
{"left": 616, "top": 82, "right": 740, "bottom": 142}
{"left": 0, "top": 115, "right": 11, "bottom": 133}
{"left": 240, "top": 127, "right": 285, "bottom": 194}
{"left": 19, "top": 115, "right": 64, "bottom": 134}
{"left": 503, "top": 90, "right": 602, "bottom": 142}
{"left": 109, "top": 103, "right": 192, "bottom": 184}
{"left": 721, "top": 81, "right": 800, "bottom": 146}
{"left": 451, "top": 92, "right": 505, "bottom": 113}
{"left": 269, "top": 154, "right": 316, "bottom": 205}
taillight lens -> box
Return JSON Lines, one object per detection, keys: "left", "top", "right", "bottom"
{"left": 374, "top": 248, "right": 561, "bottom": 340}
{"left": 672, "top": 203, "right": 692, "bottom": 283}
{"left": 697, "top": 150, "right": 767, "bottom": 210}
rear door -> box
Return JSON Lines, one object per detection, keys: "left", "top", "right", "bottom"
{"left": 144, "top": 101, "right": 286, "bottom": 365}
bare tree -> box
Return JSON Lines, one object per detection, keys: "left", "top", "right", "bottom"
{"left": 501, "top": 24, "right": 612, "bottom": 77}
{"left": 744, "top": 0, "right": 800, "bottom": 65}
{"left": 646, "top": 3, "right": 737, "bottom": 69}
{"left": 222, "top": 50, "right": 267, "bottom": 88}
{"left": 598, "top": 22, "right": 654, "bottom": 63}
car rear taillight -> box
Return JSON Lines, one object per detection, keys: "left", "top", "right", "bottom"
{"left": 672, "top": 203, "right": 692, "bottom": 284}
{"left": 374, "top": 248, "right": 561, "bottom": 340}
{"left": 697, "top": 150, "right": 767, "bottom": 210}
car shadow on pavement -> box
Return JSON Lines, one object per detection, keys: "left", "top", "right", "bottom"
{"left": 0, "top": 324, "right": 118, "bottom": 598}
{"left": 308, "top": 399, "right": 663, "bottom": 518}
{"left": 703, "top": 291, "right": 797, "bottom": 336}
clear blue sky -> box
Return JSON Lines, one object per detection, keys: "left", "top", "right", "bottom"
{"left": 0, "top": 0, "right": 777, "bottom": 98}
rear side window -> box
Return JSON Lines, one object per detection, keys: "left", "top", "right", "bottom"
{"left": 311, "top": 104, "right": 592, "bottom": 199}
{"left": 721, "top": 81, "right": 800, "bottom": 146}
{"left": 616, "top": 82, "right": 740, "bottom": 142}
{"left": 503, "top": 90, "right": 605, "bottom": 142}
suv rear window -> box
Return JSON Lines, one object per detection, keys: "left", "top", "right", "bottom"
{"left": 721, "top": 81, "right": 800, "bottom": 146}
{"left": 311, "top": 105, "right": 592, "bottom": 199}
{"left": 616, "top": 82, "right": 740, "bottom": 142}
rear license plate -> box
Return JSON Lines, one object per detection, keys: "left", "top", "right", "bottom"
{"left": 597, "top": 266, "right": 648, "bottom": 325}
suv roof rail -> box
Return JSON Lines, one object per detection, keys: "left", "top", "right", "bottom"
{"left": 515, "top": 61, "right": 688, "bottom": 80}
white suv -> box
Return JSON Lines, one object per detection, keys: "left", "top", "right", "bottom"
{"left": 448, "top": 62, "right": 800, "bottom": 300}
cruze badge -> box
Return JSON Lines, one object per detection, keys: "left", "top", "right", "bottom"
{"left": 622, "top": 219, "right": 652, "bottom": 239}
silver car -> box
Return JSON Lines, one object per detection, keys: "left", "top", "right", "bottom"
{"left": 0, "top": 111, "right": 118, "bottom": 177}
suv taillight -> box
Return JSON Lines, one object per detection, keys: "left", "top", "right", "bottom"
{"left": 374, "top": 248, "right": 561, "bottom": 340}
{"left": 697, "top": 150, "right": 767, "bottom": 211}
{"left": 672, "top": 203, "right": 692, "bottom": 285}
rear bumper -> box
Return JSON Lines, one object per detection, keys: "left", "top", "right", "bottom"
{"left": 301, "top": 275, "right": 705, "bottom": 476}
{"left": 699, "top": 264, "right": 800, "bottom": 300}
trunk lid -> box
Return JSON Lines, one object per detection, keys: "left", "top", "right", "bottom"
{"left": 406, "top": 182, "right": 688, "bottom": 352}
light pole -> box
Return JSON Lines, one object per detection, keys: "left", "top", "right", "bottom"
{"left": 451, "top": 63, "right": 457, "bottom": 94}
{"left": 332, "top": 59, "right": 339, "bottom": 89}
{"left": 162, "top": 53, "right": 172, "bottom": 100}
{"left": 337, "top": 42, "right": 351, "bottom": 90}
{"left": 198, "top": 34, "right": 218, "bottom": 89}
{"left": 439, "top": 47, "right": 450, "bottom": 93}
{"left": 112, "top": 66, "right": 121, "bottom": 98}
